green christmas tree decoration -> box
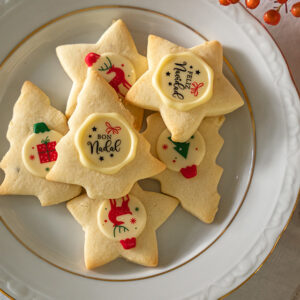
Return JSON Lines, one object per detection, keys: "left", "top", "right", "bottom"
{"left": 168, "top": 136, "right": 190, "bottom": 159}
{"left": 33, "top": 122, "right": 50, "bottom": 134}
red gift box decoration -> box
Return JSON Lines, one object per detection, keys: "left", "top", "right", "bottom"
{"left": 36, "top": 136, "right": 58, "bottom": 164}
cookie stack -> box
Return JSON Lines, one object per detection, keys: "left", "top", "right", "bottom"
{"left": 0, "top": 20, "right": 243, "bottom": 269}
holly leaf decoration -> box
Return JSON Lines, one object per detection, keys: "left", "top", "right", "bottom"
{"left": 33, "top": 122, "right": 50, "bottom": 134}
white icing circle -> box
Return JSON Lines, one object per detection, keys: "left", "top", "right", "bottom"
{"left": 156, "top": 129, "right": 205, "bottom": 172}
{"left": 91, "top": 52, "right": 136, "bottom": 98}
{"left": 22, "top": 130, "right": 62, "bottom": 178}
{"left": 97, "top": 195, "right": 147, "bottom": 240}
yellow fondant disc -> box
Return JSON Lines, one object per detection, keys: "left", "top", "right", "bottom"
{"left": 75, "top": 113, "right": 137, "bottom": 174}
{"left": 153, "top": 52, "right": 214, "bottom": 111}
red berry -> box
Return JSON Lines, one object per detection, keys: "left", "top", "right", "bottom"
{"left": 291, "top": 2, "right": 300, "bottom": 17}
{"left": 264, "top": 9, "right": 281, "bottom": 25}
{"left": 277, "top": 0, "right": 287, "bottom": 3}
{"left": 219, "top": 0, "right": 231, "bottom": 5}
{"left": 245, "top": 0, "right": 260, "bottom": 9}
{"left": 229, "top": 0, "right": 240, "bottom": 3}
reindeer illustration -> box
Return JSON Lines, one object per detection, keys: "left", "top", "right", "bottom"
{"left": 92, "top": 55, "right": 132, "bottom": 97}
{"left": 108, "top": 195, "right": 132, "bottom": 227}
{"left": 106, "top": 65, "right": 132, "bottom": 97}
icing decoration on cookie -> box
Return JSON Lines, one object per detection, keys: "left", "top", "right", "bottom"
{"left": 22, "top": 122, "right": 62, "bottom": 177}
{"left": 75, "top": 113, "right": 137, "bottom": 174}
{"left": 97, "top": 194, "right": 147, "bottom": 249}
{"left": 153, "top": 52, "right": 214, "bottom": 111}
{"left": 180, "top": 165, "right": 198, "bottom": 179}
{"left": 156, "top": 129, "right": 205, "bottom": 178}
{"left": 85, "top": 52, "right": 100, "bottom": 67}
{"left": 85, "top": 52, "right": 136, "bottom": 98}
{"left": 120, "top": 238, "right": 136, "bottom": 250}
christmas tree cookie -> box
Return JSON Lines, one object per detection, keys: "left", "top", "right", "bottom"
{"left": 126, "top": 35, "right": 243, "bottom": 142}
{"left": 46, "top": 69, "right": 165, "bottom": 200}
{"left": 0, "top": 81, "right": 81, "bottom": 206}
{"left": 143, "top": 113, "right": 224, "bottom": 223}
{"left": 56, "top": 19, "right": 147, "bottom": 129}
{"left": 67, "top": 183, "right": 178, "bottom": 269}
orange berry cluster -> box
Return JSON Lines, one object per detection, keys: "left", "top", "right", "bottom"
{"left": 219, "top": 0, "right": 300, "bottom": 26}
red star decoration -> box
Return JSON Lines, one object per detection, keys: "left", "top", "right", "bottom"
{"left": 130, "top": 217, "right": 136, "bottom": 224}
{"left": 163, "top": 144, "right": 168, "bottom": 150}
{"left": 29, "top": 155, "right": 35, "bottom": 160}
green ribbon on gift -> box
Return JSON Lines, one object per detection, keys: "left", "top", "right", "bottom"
{"left": 41, "top": 136, "right": 50, "bottom": 145}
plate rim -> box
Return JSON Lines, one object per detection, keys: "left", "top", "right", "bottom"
{"left": 220, "top": 3, "right": 300, "bottom": 298}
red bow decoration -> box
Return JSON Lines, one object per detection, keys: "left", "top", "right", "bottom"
{"left": 105, "top": 121, "right": 122, "bottom": 134}
{"left": 190, "top": 81, "right": 204, "bottom": 96}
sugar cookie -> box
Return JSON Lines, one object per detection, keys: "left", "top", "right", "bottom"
{"left": 143, "top": 113, "right": 224, "bottom": 223}
{"left": 0, "top": 82, "right": 81, "bottom": 206}
{"left": 67, "top": 183, "right": 178, "bottom": 269}
{"left": 126, "top": 35, "right": 243, "bottom": 141}
{"left": 57, "top": 19, "right": 147, "bottom": 129}
{"left": 46, "top": 69, "right": 165, "bottom": 199}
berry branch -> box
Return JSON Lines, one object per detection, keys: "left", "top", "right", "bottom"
{"left": 219, "top": 0, "right": 300, "bottom": 26}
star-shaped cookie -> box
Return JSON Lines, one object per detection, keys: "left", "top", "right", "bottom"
{"left": 0, "top": 81, "right": 81, "bottom": 206}
{"left": 126, "top": 35, "right": 243, "bottom": 142}
{"left": 46, "top": 69, "right": 165, "bottom": 199}
{"left": 57, "top": 19, "right": 148, "bottom": 129}
{"left": 67, "top": 183, "right": 178, "bottom": 269}
{"left": 143, "top": 113, "right": 224, "bottom": 223}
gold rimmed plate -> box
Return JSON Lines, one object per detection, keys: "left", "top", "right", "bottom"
{"left": 0, "top": 2, "right": 298, "bottom": 300}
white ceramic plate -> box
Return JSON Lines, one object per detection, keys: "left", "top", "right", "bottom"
{"left": 0, "top": 1, "right": 299, "bottom": 299}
